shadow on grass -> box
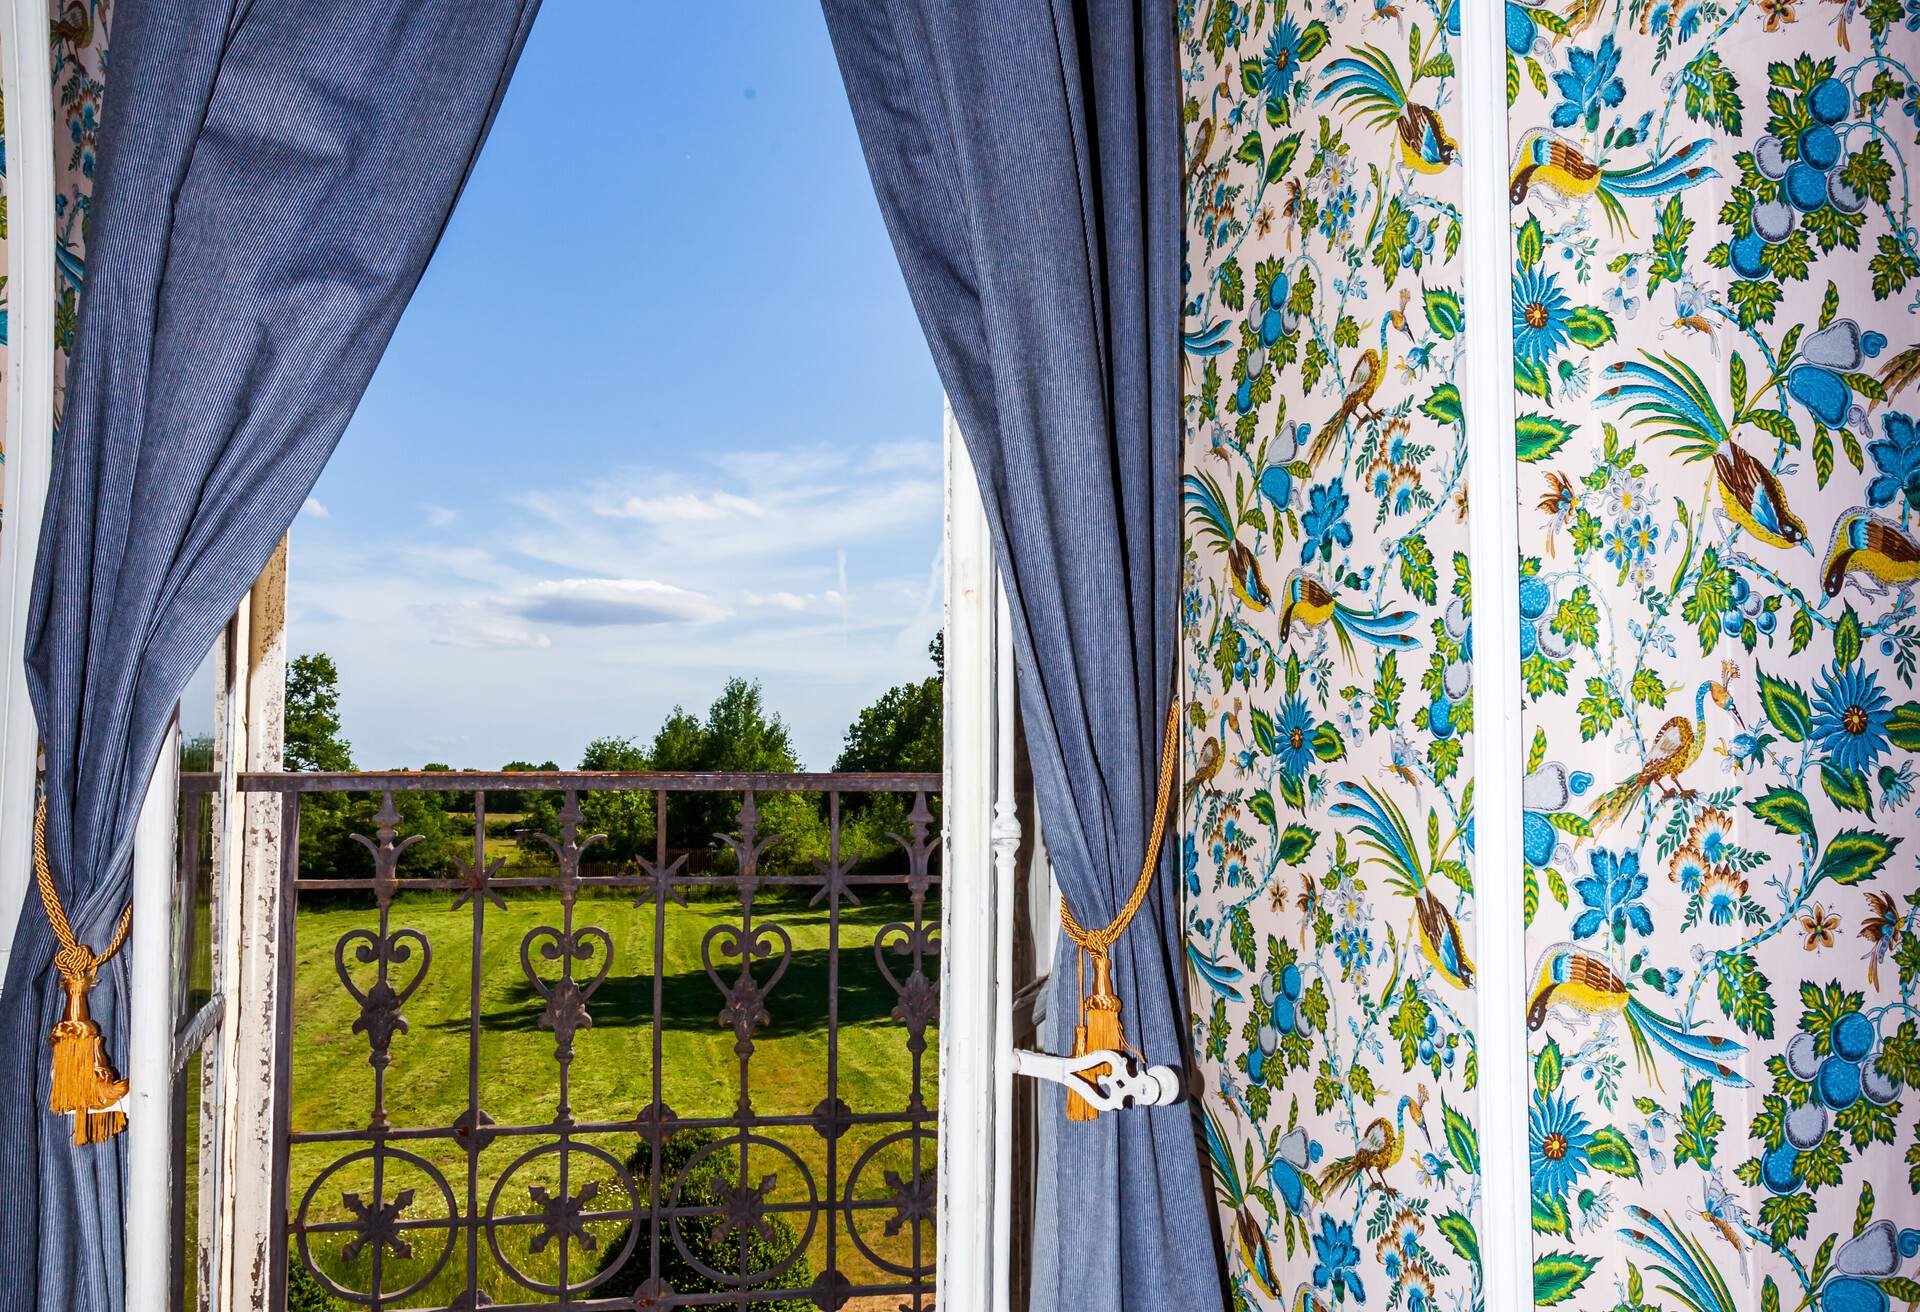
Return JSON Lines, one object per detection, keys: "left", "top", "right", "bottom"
{"left": 434, "top": 939, "right": 938, "bottom": 1038}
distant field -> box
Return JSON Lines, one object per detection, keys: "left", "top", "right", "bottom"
{"left": 282, "top": 818, "right": 939, "bottom": 1308}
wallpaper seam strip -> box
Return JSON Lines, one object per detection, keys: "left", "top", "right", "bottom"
{"left": 1458, "top": 5, "right": 1530, "bottom": 1312}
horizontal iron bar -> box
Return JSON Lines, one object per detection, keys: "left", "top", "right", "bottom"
{"left": 291, "top": 872, "right": 943, "bottom": 892}
{"left": 230, "top": 769, "right": 941, "bottom": 793}
{"left": 287, "top": 1110, "right": 931, "bottom": 1144}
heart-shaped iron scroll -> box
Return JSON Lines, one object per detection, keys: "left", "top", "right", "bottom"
{"left": 518, "top": 923, "right": 615, "bottom": 1061}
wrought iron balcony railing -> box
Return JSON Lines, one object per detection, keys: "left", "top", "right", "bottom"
{"left": 224, "top": 769, "right": 941, "bottom": 1312}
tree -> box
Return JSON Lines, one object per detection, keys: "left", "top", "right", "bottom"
{"left": 830, "top": 636, "right": 943, "bottom": 854}
{"left": 519, "top": 739, "right": 653, "bottom": 866}
{"left": 492, "top": 759, "right": 559, "bottom": 814}
{"left": 283, "top": 653, "right": 449, "bottom": 880}
{"left": 286, "top": 653, "right": 353, "bottom": 773}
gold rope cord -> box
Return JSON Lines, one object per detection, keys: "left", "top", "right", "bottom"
{"left": 33, "top": 800, "right": 132, "bottom": 1145}
{"left": 1057, "top": 699, "right": 1180, "bottom": 1120}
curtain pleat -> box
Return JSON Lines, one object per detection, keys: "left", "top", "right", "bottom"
{"left": 0, "top": 3, "right": 539, "bottom": 1307}
{"left": 820, "top": 4, "right": 1225, "bottom": 1308}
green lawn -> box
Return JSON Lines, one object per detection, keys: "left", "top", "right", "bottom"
{"left": 285, "top": 841, "right": 939, "bottom": 1307}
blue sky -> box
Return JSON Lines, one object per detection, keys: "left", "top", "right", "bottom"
{"left": 283, "top": 5, "right": 943, "bottom": 770}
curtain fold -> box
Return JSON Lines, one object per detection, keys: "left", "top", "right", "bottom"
{"left": 0, "top": 2, "right": 539, "bottom": 1307}
{"left": 820, "top": 3, "right": 1223, "bottom": 1309}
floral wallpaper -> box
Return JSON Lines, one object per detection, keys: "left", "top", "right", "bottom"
{"left": 1184, "top": 1, "right": 1920, "bottom": 1310}
{"left": 1180, "top": 2, "right": 1484, "bottom": 1310}
{"left": 51, "top": 0, "right": 105, "bottom": 428}
{"left": 1509, "top": 2, "right": 1920, "bottom": 1312}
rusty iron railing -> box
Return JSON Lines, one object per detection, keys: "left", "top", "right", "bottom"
{"left": 234, "top": 770, "right": 941, "bottom": 1311}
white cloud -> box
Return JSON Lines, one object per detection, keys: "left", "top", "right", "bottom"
{"left": 422, "top": 504, "right": 458, "bottom": 529}
{"left": 417, "top": 602, "right": 553, "bottom": 650}
{"left": 510, "top": 577, "right": 728, "bottom": 627}
{"left": 301, "top": 497, "right": 330, "bottom": 520}
{"left": 595, "top": 490, "right": 764, "bottom": 524}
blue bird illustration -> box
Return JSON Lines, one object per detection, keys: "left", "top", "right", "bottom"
{"left": 1186, "top": 472, "right": 1273, "bottom": 611}
{"left": 1188, "top": 942, "right": 1246, "bottom": 1002}
{"left": 1528, "top": 943, "right": 1749, "bottom": 1088}
{"left": 1598, "top": 353, "right": 1811, "bottom": 553}
{"left": 1203, "top": 1102, "right": 1280, "bottom": 1300}
{"left": 1510, "top": 131, "right": 1717, "bottom": 235}
{"left": 1330, "top": 781, "right": 1475, "bottom": 990}
{"left": 1316, "top": 45, "right": 1457, "bottom": 174}
{"left": 1277, "top": 572, "right": 1418, "bottom": 665}
{"left": 1619, "top": 1207, "right": 1737, "bottom": 1312}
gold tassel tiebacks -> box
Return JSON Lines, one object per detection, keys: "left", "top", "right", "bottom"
{"left": 33, "top": 801, "right": 132, "bottom": 1145}
{"left": 1059, "top": 701, "right": 1181, "bottom": 1121}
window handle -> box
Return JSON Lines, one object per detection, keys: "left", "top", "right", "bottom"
{"left": 1009, "top": 1048, "right": 1183, "bottom": 1111}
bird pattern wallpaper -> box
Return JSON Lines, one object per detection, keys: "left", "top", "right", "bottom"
{"left": 1510, "top": 3, "right": 1920, "bottom": 1312}
{"left": 1180, "top": 1, "right": 1484, "bottom": 1309}
{"left": 1181, "top": 1, "right": 1920, "bottom": 1311}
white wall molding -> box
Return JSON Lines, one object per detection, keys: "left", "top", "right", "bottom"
{"left": 0, "top": 0, "right": 58, "bottom": 992}
{"left": 1459, "top": 5, "right": 1530, "bottom": 1312}
{"left": 125, "top": 718, "right": 179, "bottom": 1312}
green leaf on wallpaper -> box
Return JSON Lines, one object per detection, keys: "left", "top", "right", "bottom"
{"left": 1842, "top": 140, "right": 1895, "bottom": 206}
{"left": 1524, "top": 867, "right": 1540, "bottom": 927}
{"left": 1675, "top": 1078, "right": 1724, "bottom": 1168}
{"left": 1717, "top": 952, "right": 1776, "bottom": 1038}
{"left": 1763, "top": 1275, "right": 1781, "bottom": 1312}
{"left": 1250, "top": 705, "right": 1278, "bottom": 756}
{"left": 1436, "top": 1211, "right": 1479, "bottom": 1269}
{"left": 1517, "top": 414, "right": 1576, "bottom": 463}
{"left": 1755, "top": 671, "right": 1812, "bottom": 741}
{"left": 1648, "top": 196, "right": 1693, "bottom": 293}
{"left": 1227, "top": 905, "right": 1257, "bottom": 971}
{"left": 1885, "top": 1279, "right": 1920, "bottom": 1308}
{"left": 1747, "top": 786, "right": 1817, "bottom": 840}
{"left": 1217, "top": 258, "right": 1245, "bottom": 311}
{"left": 1350, "top": 1063, "right": 1377, "bottom": 1105}
{"left": 1587, "top": 1126, "right": 1642, "bottom": 1179}
{"left": 1311, "top": 721, "right": 1345, "bottom": 763}
{"left": 1815, "top": 829, "right": 1899, "bottom": 886}
{"left": 1236, "top": 130, "right": 1265, "bottom": 169}
{"left": 1552, "top": 587, "right": 1600, "bottom": 647}
{"left": 1535, "top": 1040, "right": 1563, "bottom": 1094}
{"left": 1423, "top": 285, "right": 1463, "bottom": 340}
{"left": 1856, "top": 1181, "right": 1876, "bottom": 1237}
{"left": 1790, "top": 605, "right": 1815, "bottom": 655}
{"left": 1821, "top": 763, "right": 1873, "bottom": 815}
{"left": 1888, "top": 702, "right": 1920, "bottom": 751}
{"left": 1276, "top": 824, "right": 1317, "bottom": 866}
{"left": 1565, "top": 305, "right": 1615, "bottom": 350}
{"left": 1681, "top": 49, "right": 1741, "bottom": 134}
{"left": 1729, "top": 276, "right": 1783, "bottom": 328}
{"left": 1746, "top": 408, "right": 1798, "bottom": 445}
{"left": 1532, "top": 1193, "right": 1572, "bottom": 1237}
{"left": 1815, "top": 425, "right": 1837, "bottom": 487}
{"left": 1516, "top": 357, "right": 1553, "bottom": 400}
{"left": 1516, "top": 215, "right": 1545, "bottom": 268}
{"left": 1533, "top": 1253, "right": 1598, "bottom": 1306}
{"left": 1265, "top": 133, "right": 1302, "bottom": 186}
{"left": 1248, "top": 789, "right": 1278, "bottom": 830}
{"left": 1836, "top": 607, "right": 1864, "bottom": 665}
{"left": 1370, "top": 653, "right": 1404, "bottom": 730}
{"left": 1399, "top": 534, "right": 1438, "bottom": 604}
{"left": 1442, "top": 1100, "right": 1478, "bottom": 1174}
{"left": 1683, "top": 547, "right": 1735, "bottom": 654}
{"left": 1390, "top": 990, "right": 1430, "bottom": 1072}
{"left": 1421, "top": 383, "right": 1463, "bottom": 426}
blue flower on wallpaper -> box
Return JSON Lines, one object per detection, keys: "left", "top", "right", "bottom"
{"left": 1572, "top": 848, "right": 1651, "bottom": 942}
{"left": 1303, "top": 479, "right": 1355, "bottom": 563}
{"left": 1551, "top": 37, "right": 1625, "bottom": 129}
{"left": 1812, "top": 661, "right": 1893, "bottom": 775}
{"left": 1867, "top": 412, "right": 1920, "bottom": 510}
{"left": 1263, "top": 17, "right": 1309, "bottom": 102}
{"left": 1528, "top": 1088, "right": 1594, "bottom": 1202}
{"left": 1183, "top": 832, "right": 1200, "bottom": 896}
{"left": 1513, "top": 264, "right": 1573, "bottom": 364}
{"left": 1602, "top": 514, "right": 1659, "bottom": 574}
{"left": 1312, "top": 1215, "right": 1365, "bottom": 1304}
{"left": 1276, "top": 694, "right": 1318, "bottom": 778}
{"left": 1907, "top": 0, "right": 1920, "bottom": 32}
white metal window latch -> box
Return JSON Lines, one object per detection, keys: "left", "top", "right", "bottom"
{"left": 1009, "top": 1048, "right": 1183, "bottom": 1112}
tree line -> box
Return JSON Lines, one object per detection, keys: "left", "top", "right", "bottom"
{"left": 282, "top": 638, "right": 942, "bottom": 880}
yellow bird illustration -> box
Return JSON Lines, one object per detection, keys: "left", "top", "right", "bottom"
{"left": 1588, "top": 666, "right": 1740, "bottom": 829}
{"left": 1528, "top": 944, "right": 1749, "bottom": 1087}
{"left": 1316, "top": 45, "right": 1457, "bottom": 174}
{"left": 1509, "top": 130, "right": 1716, "bottom": 234}
{"left": 1713, "top": 441, "right": 1812, "bottom": 553}
{"left": 1184, "top": 733, "right": 1224, "bottom": 806}
{"left": 1308, "top": 348, "right": 1386, "bottom": 468}
{"left": 1277, "top": 572, "right": 1418, "bottom": 665}
{"left": 1822, "top": 508, "right": 1920, "bottom": 600}
{"left": 1185, "top": 472, "right": 1273, "bottom": 610}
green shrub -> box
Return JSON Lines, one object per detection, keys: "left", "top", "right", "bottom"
{"left": 594, "top": 1127, "right": 816, "bottom": 1311}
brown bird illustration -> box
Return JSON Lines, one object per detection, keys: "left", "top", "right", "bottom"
{"left": 1588, "top": 665, "right": 1740, "bottom": 829}
{"left": 1184, "top": 734, "right": 1224, "bottom": 806}
{"left": 1317, "top": 1087, "right": 1427, "bottom": 1197}
{"left": 1308, "top": 349, "right": 1385, "bottom": 468}
{"left": 1822, "top": 508, "right": 1920, "bottom": 599}
{"left": 49, "top": 1, "right": 90, "bottom": 50}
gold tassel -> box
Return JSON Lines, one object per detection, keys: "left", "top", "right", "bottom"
{"left": 1058, "top": 700, "right": 1180, "bottom": 1121}
{"left": 1066, "top": 948, "right": 1126, "bottom": 1121}
{"left": 33, "top": 802, "right": 132, "bottom": 1146}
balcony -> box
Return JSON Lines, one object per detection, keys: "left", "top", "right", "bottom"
{"left": 184, "top": 769, "right": 942, "bottom": 1311}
